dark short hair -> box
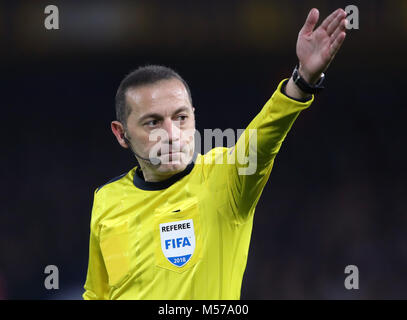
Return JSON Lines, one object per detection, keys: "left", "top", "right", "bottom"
{"left": 115, "top": 65, "right": 193, "bottom": 127}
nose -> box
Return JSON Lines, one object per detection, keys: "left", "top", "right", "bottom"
{"left": 162, "top": 118, "right": 181, "bottom": 144}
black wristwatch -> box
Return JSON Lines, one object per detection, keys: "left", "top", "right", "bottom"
{"left": 292, "top": 65, "right": 325, "bottom": 94}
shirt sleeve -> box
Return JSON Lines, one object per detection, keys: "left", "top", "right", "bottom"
{"left": 225, "top": 78, "right": 314, "bottom": 223}
{"left": 83, "top": 191, "right": 110, "bottom": 300}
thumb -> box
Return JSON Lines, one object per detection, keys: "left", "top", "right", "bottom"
{"left": 300, "top": 8, "right": 319, "bottom": 35}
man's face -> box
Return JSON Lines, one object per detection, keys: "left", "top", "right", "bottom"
{"left": 124, "top": 78, "right": 196, "bottom": 175}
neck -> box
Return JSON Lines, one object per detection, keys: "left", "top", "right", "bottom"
{"left": 138, "top": 166, "right": 184, "bottom": 182}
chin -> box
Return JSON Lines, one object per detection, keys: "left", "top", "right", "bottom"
{"left": 157, "top": 152, "right": 191, "bottom": 173}
{"left": 158, "top": 162, "right": 187, "bottom": 174}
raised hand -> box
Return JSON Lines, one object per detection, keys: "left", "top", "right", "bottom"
{"left": 296, "top": 8, "right": 347, "bottom": 84}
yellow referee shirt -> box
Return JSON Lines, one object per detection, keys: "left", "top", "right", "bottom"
{"left": 83, "top": 79, "right": 314, "bottom": 300}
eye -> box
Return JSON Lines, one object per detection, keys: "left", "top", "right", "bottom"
{"left": 144, "top": 119, "right": 158, "bottom": 127}
{"left": 176, "top": 115, "right": 188, "bottom": 121}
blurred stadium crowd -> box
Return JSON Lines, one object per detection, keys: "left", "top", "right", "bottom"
{"left": 1, "top": 0, "right": 406, "bottom": 299}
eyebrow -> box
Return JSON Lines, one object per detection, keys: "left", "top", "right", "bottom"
{"left": 138, "top": 106, "right": 190, "bottom": 124}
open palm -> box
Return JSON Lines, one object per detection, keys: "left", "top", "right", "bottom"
{"left": 297, "top": 8, "right": 347, "bottom": 84}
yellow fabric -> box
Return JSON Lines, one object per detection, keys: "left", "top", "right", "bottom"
{"left": 83, "top": 79, "right": 314, "bottom": 300}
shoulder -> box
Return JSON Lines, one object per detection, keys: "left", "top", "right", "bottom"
{"left": 94, "top": 167, "right": 136, "bottom": 198}
{"left": 195, "top": 147, "right": 231, "bottom": 181}
{"left": 198, "top": 147, "right": 229, "bottom": 165}
{"left": 96, "top": 172, "right": 128, "bottom": 193}
{"left": 90, "top": 168, "right": 136, "bottom": 227}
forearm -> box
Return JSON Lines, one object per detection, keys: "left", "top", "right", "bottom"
{"left": 234, "top": 79, "right": 313, "bottom": 163}
{"left": 226, "top": 79, "right": 313, "bottom": 218}
{"left": 285, "top": 76, "right": 312, "bottom": 101}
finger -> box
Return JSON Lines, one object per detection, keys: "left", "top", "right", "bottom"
{"left": 327, "top": 10, "right": 347, "bottom": 36}
{"left": 320, "top": 8, "right": 342, "bottom": 30}
{"left": 330, "top": 31, "right": 346, "bottom": 57}
{"left": 330, "top": 19, "right": 347, "bottom": 44}
{"left": 300, "top": 8, "right": 319, "bottom": 35}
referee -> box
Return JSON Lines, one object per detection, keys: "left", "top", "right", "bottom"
{"left": 83, "top": 8, "right": 348, "bottom": 299}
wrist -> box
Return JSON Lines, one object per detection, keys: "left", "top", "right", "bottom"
{"left": 298, "top": 64, "right": 322, "bottom": 85}
{"left": 285, "top": 77, "right": 313, "bottom": 101}
{"left": 292, "top": 65, "right": 325, "bottom": 95}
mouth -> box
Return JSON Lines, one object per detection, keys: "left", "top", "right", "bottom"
{"left": 161, "top": 151, "right": 182, "bottom": 156}
{"left": 158, "top": 149, "right": 183, "bottom": 156}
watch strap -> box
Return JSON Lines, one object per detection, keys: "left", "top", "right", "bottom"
{"left": 292, "top": 65, "right": 325, "bottom": 94}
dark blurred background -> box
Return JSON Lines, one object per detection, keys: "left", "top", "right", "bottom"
{"left": 1, "top": 0, "right": 406, "bottom": 299}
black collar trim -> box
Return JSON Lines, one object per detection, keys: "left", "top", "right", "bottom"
{"left": 133, "top": 153, "right": 198, "bottom": 191}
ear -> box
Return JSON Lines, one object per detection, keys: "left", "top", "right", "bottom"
{"left": 111, "top": 121, "right": 129, "bottom": 149}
